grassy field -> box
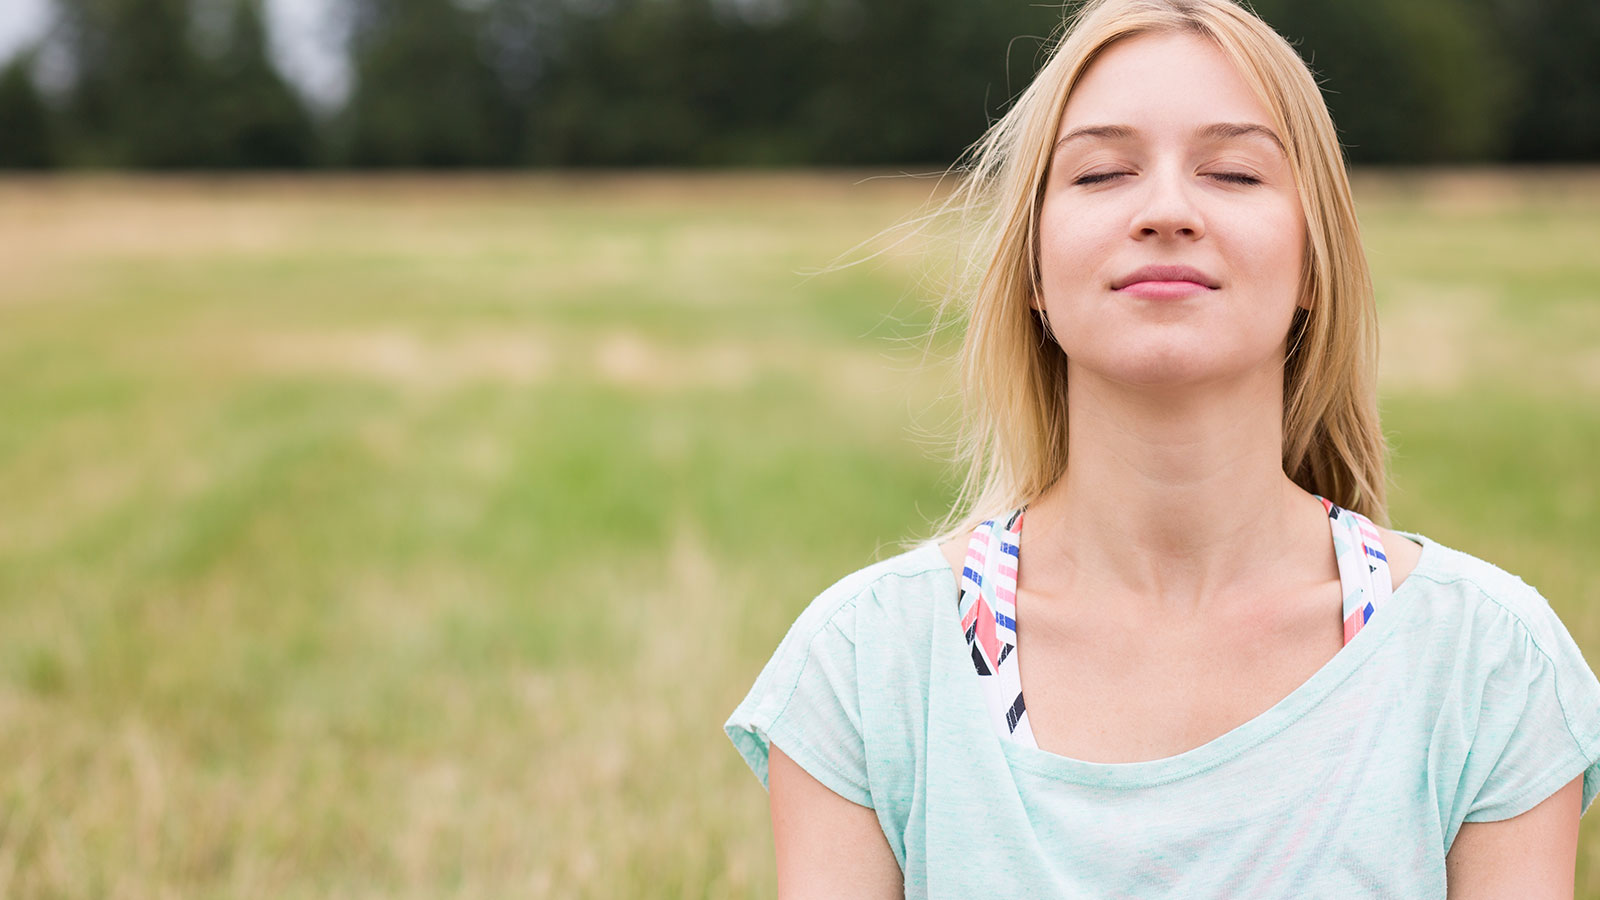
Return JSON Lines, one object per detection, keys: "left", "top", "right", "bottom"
{"left": 0, "top": 169, "right": 1597, "bottom": 897}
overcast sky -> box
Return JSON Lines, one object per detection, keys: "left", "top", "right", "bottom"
{"left": 0, "top": 0, "right": 52, "bottom": 63}
{"left": 0, "top": 0, "right": 351, "bottom": 107}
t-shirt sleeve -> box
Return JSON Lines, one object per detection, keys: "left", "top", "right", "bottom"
{"left": 1455, "top": 580, "right": 1600, "bottom": 825}
{"left": 724, "top": 583, "right": 872, "bottom": 808}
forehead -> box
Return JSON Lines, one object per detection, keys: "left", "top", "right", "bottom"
{"left": 1058, "top": 30, "right": 1276, "bottom": 141}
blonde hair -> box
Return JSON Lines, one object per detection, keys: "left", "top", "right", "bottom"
{"left": 931, "top": 0, "right": 1387, "bottom": 540}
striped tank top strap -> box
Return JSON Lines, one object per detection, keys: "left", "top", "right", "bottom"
{"left": 1319, "top": 496, "right": 1393, "bottom": 644}
{"left": 957, "top": 509, "right": 1033, "bottom": 743}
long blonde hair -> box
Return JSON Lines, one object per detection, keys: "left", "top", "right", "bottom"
{"left": 932, "top": 0, "right": 1387, "bottom": 539}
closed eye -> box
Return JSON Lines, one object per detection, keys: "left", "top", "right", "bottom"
{"left": 1074, "top": 172, "right": 1261, "bottom": 186}
{"left": 1073, "top": 172, "right": 1128, "bottom": 185}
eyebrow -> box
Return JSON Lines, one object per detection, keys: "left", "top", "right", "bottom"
{"left": 1053, "top": 122, "right": 1285, "bottom": 155}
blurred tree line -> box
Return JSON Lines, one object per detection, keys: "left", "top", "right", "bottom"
{"left": 0, "top": 0, "right": 1596, "bottom": 169}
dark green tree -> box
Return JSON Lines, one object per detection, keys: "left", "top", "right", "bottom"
{"left": 1491, "top": 0, "right": 1600, "bottom": 160}
{"left": 789, "top": 0, "right": 1061, "bottom": 164}
{"left": 1242, "top": 0, "right": 1515, "bottom": 162}
{"left": 198, "top": 0, "right": 320, "bottom": 167}
{"left": 343, "top": 0, "right": 519, "bottom": 166}
{"left": 530, "top": 0, "right": 746, "bottom": 165}
{"left": 56, "top": 0, "right": 212, "bottom": 166}
{"left": 21, "top": 0, "right": 1600, "bottom": 167}
{"left": 529, "top": 0, "right": 1060, "bottom": 166}
{"left": 0, "top": 53, "right": 57, "bottom": 168}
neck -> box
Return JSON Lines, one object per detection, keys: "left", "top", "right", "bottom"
{"left": 1023, "top": 366, "right": 1320, "bottom": 613}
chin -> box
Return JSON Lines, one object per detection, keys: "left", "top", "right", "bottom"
{"left": 1106, "top": 361, "right": 1219, "bottom": 389}
{"left": 1070, "top": 342, "right": 1277, "bottom": 390}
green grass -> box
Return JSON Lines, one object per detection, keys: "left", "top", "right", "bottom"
{"left": 0, "top": 170, "right": 1597, "bottom": 897}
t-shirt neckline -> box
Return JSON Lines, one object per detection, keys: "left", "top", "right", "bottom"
{"left": 914, "top": 529, "right": 1438, "bottom": 788}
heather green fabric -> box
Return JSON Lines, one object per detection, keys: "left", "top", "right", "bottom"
{"left": 726, "top": 533, "right": 1600, "bottom": 897}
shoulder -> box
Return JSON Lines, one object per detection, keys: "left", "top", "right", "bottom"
{"left": 828, "top": 542, "right": 955, "bottom": 605}
{"left": 1394, "top": 535, "right": 1600, "bottom": 834}
{"left": 786, "top": 543, "right": 956, "bottom": 646}
{"left": 725, "top": 542, "right": 955, "bottom": 794}
{"left": 938, "top": 534, "right": 966, "bottom": 586}
{"left": 1396, "top": 533, "right": 1574, "bottom": 654}
{"left": 1376, "top": 526, "right": 1424, "bottom": 592}
{"left": 1394, "top": 534, "right": 1600, "bottom": 756}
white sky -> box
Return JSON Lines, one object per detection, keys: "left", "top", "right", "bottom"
{"left": 0, "top": 0, "right": 53, "bottom": 64}
{"left": 0, "top": 0, "right": 350, "bottom": 108}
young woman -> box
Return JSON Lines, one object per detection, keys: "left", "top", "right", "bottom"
{"left": 726, "top": 0, "right": 1600, "bottom": 895}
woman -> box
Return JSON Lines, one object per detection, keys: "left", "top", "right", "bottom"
{"left": 726, "top": 0, "right": 1600, "bottom": 895}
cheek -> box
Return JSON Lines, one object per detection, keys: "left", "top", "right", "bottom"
{"left": 1274, "top": 209, "right": 1308, "bottom": 277}
{"left": 1235, "top": 205, "right": 1306, "bottom": 298}
{"left": 1035, "top": 206, "right": 1111, "bottom": 301}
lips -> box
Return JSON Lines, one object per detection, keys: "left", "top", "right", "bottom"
{"left": 1112, "top": 265, "right": 1220, "bottom": 290}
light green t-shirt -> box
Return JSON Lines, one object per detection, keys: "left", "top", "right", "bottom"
{"left": 726, "top": 533, "right": 1600, "bottom": 897}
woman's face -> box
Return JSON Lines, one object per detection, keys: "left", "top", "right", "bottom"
{"left": 1036, "top": 31, "right": 1306, "bottom": 389}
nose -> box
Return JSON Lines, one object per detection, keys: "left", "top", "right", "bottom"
{"left": 1129, "top": 169, "right": 1205, "bottom": 241}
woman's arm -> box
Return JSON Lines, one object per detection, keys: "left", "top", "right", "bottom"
{"left": 1446, "top": 775, "right": 1583, "bottom": 899}
{"left": 769, "top": 743, "right": 903, "bottom": 899}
